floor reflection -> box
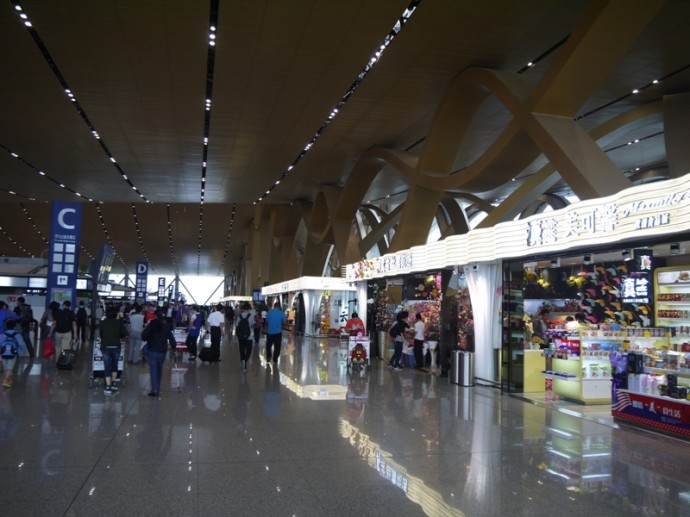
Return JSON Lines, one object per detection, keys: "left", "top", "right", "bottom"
{"left": 1, "top": 334, "right": 689, "bottom": 516}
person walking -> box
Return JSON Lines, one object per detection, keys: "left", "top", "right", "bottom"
{"left": 76, "top": 301, "right": 89, "bottom": 343}
{"left": 235, "top": 302, "right": 254, "bottom": 371}
{"left": 252, "top": 304, "right": 263, "bottom": 345}
{"left": 0, "top": 301, "right": 19, "bottom": 333}
{"left": 14, "top": 296, "right": 34, "bottom": 358}
{"left": 38, "top": 301, "right": 59, "bottom": 355}
{"left": 264, "top": 302, "right": 286, "bottom": 365}
{"left": 100, "top": 306, "right": 128, "bottom": 395}
{"left": 141, "top": 310, "right": 176, "bottom": 397}
{"left": 185, "top": 305, "right": 202, "bottom": 360}
{"left": 388, "top": 311, "right": 409, "bottom": 371}
{"left": 128, "top": 304, "right": 145, "bottom": 364}
{"left": 1, "top": 319, "right": 27, "bottom": 389}
{"left": 51, "top": 300, "right": 78, "bottom": 359}
{"left": 413, "top": 313, "right": 426, "bottom": 370}
{"left": 206, "top": 303, "right": 225, "bottom": 362}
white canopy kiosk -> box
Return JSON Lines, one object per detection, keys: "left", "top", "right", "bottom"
{"left": 262, "top": 276, "right": 365, "bottom": 336}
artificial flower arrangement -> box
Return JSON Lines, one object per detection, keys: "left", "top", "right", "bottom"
{"left": 414, "top": 274, "right": 441, "bottom": 299}
{"left": 375, "top": 289, "right": 394, "bottom": 331}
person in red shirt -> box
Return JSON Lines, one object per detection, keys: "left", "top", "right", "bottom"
{"left": 143, "top": 303, "right": 156, "bottom": 325}
{"left": 345, "top": 312, "right": 365, "bottom": 336}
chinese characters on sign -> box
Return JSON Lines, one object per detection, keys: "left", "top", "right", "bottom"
{"left": 375, "top": 451, "right": 409, "bottom": 493}
{"left": 621, "top": 277, "right": 649, "bottom": 304}
{"left": 526, "top": 203, "right": 618, "bottom": 247}
{"left": 350, "top": 252, "right": 414, "bottom": 280}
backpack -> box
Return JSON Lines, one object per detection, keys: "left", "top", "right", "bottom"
{"left": 253, "top": 313, "right": 263, "bottom": 330}
{"left": 1, "top": 333, "right": 18, "bottom": 358}
{"left": 18, "top": 303, "right": 33, "bottom": 324}
{"left": 77, "top": 307, "right": 88, "bottom": 323}
{"left": 236, "top": 313, "right": 251, "bottom": 340}
{"left": 388, "top": 321, "right": 400, "bottom": 338}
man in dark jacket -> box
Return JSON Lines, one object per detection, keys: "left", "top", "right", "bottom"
{"left": 142, "top": 310, "right": 176, "bottom": 397}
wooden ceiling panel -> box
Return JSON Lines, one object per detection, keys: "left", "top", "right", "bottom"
{"left": 0, "top": 0, "right": 688, "bottom": 277}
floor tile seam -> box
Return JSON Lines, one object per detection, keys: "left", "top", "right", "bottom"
{"left": 58, "top": 381, "right": 153, "bottom": 517}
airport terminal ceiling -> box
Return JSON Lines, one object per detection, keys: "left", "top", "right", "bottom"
{"left": 1, "top": 0, "right": 690, "bottom": 279}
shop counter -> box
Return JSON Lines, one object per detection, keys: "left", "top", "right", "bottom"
{"left": 523, "top": 350, "right": 546, "bottom": 392}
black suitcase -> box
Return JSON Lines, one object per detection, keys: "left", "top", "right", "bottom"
{"left": 198, "top": 345, "right": 219, "bottom": 363}
{"left": 57, "top": 349, "right": 77, "bottom": 370}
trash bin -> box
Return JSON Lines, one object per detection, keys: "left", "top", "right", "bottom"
{"left": 378, "top": 331, "right": 387, "bottom": 360}
{"left": 450, "top": 350, "right": 461, "bottom": 384}
{"left": 451, "top": 350, "right": 474, "bottom": 386}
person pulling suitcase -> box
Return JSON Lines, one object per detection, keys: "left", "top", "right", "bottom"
{"left": 100, "top": 306, "right": 128, "bottom": 395}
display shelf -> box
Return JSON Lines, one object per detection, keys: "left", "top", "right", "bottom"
{"left": 644, "top": 366, "right": 690, "bottom": 376}
{"left": 541, "top": 372, "right": 579, "bottom": 381}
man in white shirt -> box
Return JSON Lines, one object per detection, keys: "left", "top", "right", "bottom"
{"left": 206, "top": 303, "right": 225, "bottom": 362}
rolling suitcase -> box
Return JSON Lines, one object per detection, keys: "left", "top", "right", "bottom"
{"left": 57, "top": 343, "right": 77, "bottom": 370}
{"left": 198, "top": 345, "right": 219, "bottom": 363}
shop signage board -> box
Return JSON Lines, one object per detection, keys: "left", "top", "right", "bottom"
{"left": 612, "top": 389, "right": 690, "bottom": 438}
{"left": 344, "top": 171, "right": 690, "bottom": 281}
{"left": 262, "top": 275, "right": 356, "bottom": 296}
{"left": 622, "top": 249, "right": 653, "bottom": 305}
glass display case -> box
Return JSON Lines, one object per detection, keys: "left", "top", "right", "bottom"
{"left": 542, "top": 328, "right": 670, "bottom": 405}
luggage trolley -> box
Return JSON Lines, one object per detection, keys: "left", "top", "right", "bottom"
{"left": 347, "top": 335, "right": 370, "bottom": 373}
{"left": 89, "top": 338, "right": 126, "bottom": 388}
{"left": 173, "top": 328, "right": 189, "bottom": 358}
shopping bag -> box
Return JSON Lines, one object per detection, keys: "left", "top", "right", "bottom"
{"left": 42, "top": 336, "right": 55, "bottom": 357}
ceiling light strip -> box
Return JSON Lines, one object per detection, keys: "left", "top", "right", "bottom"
{"left": 603, "top": 131, "right": 664, "bottom": 153}
{"left": 130, "top": 203, "right": 153, "bottom": 270}
{"left": 95, "top": 204, "right": 127, "bottom": 269}
{"left": 166, "top": 204, "right": 178, "bottom": 276}
{"left": 0, "top": 143, "right": 95, "bottom": 202}
{"left": 253, "top": 0, "right": 422, "bottom": 205}
{"left": 196, "top": 0, "right": 220, "bottom": 275}
{"left": 0, "top": 225, "right": 31, "bottom": 257}
{"left": 19, "top": 203, "right": 49, "bottom": 247}
{"left": 575, "top": 62, "right": 690, "bottom": 121}
{"left": 216, "top": 203, "right": 236, "bottom": 276}
{"left": 11, "top": 2, "right": 151, "bottom": 203}
{"left": 516, "top": 35, "right": 570, "bottom": 74}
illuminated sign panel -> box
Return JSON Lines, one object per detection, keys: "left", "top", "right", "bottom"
{"left": 344, "top": 173, "right": 690, "bottom": 281}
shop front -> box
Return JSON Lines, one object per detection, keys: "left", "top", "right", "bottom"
{"left": 497, "top": 174, "right": 690, "bottom": 439}
{"left": 261, "top": 276, "right": 363, "bottom": 337}
{"left": 345, "top": 171, "right": 690, "bottom": 439}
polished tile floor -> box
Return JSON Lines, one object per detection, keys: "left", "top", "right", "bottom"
{"left": 1, "top": 334, "right": 690, "bottom": 516}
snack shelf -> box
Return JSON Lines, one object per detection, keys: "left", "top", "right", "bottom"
{"left": 541, "top": 372, "right": 579, "bottom": 381}
{"left": 643, "top": 366, "right": 690, "bottom": 377}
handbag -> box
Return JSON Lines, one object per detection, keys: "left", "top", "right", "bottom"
{"left": 42, "top": 336, "right": 55, "bottom": 357}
